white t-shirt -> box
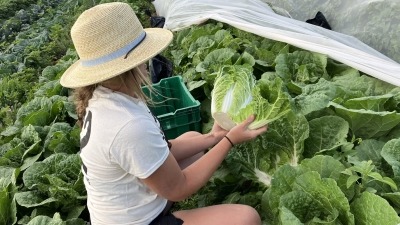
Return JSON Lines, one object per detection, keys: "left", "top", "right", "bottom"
{"left": 79, "top": 86, "right": 169, "bottom": 225}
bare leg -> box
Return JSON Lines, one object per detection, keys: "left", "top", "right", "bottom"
{"left": 173, "top": 131, "right": 205, "bottom": 169}
{"left": 173, "top": 204, "right": 261, "bottom": 225}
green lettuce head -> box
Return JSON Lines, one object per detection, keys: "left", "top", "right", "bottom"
{"left": 211, "top": 65, "right": 292, "bottom": 130}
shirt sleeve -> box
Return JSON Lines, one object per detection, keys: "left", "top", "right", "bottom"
{"left": 109, "top": 116, "right": 169, "bottom": 179}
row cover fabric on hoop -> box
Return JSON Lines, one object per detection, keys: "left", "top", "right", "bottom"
{"left": 152, "top": 0, "right": 400, "bottom": 87}
{"left": 260, "top": 0, "right": 400, "bottom": 64}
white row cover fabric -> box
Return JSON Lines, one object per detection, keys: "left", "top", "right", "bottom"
{"left": 153, "top": 0, "right": 400, "bottom": 87}
{"left": 261, "top": 0, "right": 400, "bottom": 64}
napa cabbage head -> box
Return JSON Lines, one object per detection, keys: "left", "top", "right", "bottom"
{"left": 211, "top": 65, "right": 291, "bottom": 130}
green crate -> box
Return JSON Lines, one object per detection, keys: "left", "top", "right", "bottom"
{"left": 142, "top": 76, "right": 202, "bottom": 139}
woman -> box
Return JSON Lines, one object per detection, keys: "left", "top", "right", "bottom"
{"left": 60, "top": 2, "right": 268, "bottom": 225}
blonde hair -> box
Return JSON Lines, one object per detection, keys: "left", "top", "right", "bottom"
{"left": 73, "top": 67, "right": 153, "bottom": 127}
{"left": 128, "top": 67, "right": 154, "bottom": 103}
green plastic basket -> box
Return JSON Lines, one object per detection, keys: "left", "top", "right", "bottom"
{"left": 142, "top": 76, "right": 202, "bottom": 139}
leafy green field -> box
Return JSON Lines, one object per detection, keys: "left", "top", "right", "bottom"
{"left": 1, "top": 1, "right": 400, "bottom": 225}
{"left": 0, "top": 0, "right": 155, "bottom": 224}
{"left": 164, "top": 21, "right": 400, "bottom": 224}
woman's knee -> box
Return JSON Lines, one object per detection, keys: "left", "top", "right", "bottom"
{"left": 176, "top": 131, "right": 202, "bottom": 139}
{"left": 237, "top": 204, "right": 261, "bottom": 225}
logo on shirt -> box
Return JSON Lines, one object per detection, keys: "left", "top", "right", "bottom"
{"left": 147, "top": 109, "right": 167, "bottom": 143}
{"left": 81, "top": 110, "right": 92, "bottom": 151}
{"left": 80, "top": 110, "right": 92, "bottom": 180}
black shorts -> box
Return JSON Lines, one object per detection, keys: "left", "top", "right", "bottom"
{"left": 149, "top": 211, "right": 183, "bottom": 225}
{"left": 149, "top": 202, "right": 183, "bottom": 225}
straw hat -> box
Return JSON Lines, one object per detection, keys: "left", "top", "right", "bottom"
{"left": 60, "top": 2, "right": 173, "bottom": 88}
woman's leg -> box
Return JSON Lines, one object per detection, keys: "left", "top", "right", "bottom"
{"left": 172, "top": 133, "right": 261, "bottom": 225}
{"left": 173, "top": 131, "right": 205, "bottom": 169}
{"left": 173, "top": 204, "right": 261, "bottom": 225}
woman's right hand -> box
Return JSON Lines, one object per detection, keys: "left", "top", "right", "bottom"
{"left": 225, "top": 115, "right": 268, "bottom": 145}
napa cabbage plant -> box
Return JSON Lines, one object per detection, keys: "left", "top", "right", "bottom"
{"left": 211, "top": 65, "right": 291, "bottom": 130}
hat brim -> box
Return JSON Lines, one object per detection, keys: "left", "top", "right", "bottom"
{"left": 60, "top": 28, "right": 173, "bottom": 88}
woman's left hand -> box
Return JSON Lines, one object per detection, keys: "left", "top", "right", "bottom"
{"left": 210, "top": 122, "right": 228, "bottom": 144}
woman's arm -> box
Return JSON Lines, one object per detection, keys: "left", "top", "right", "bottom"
{"left": 168, "top": 134, "right": 220, "bottom": 162}
{"left": 168, "top": 122, "right": 228, "bottom": 161}
{"left": 142, "top": 137, "right": 232, "bottom": 201}
{"left": 141, "top": 115, "right": 267, "bottom": 201}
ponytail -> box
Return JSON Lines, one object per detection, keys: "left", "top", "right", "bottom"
{"left": 73, "top": 85, "right": 96, "bottom": 128}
